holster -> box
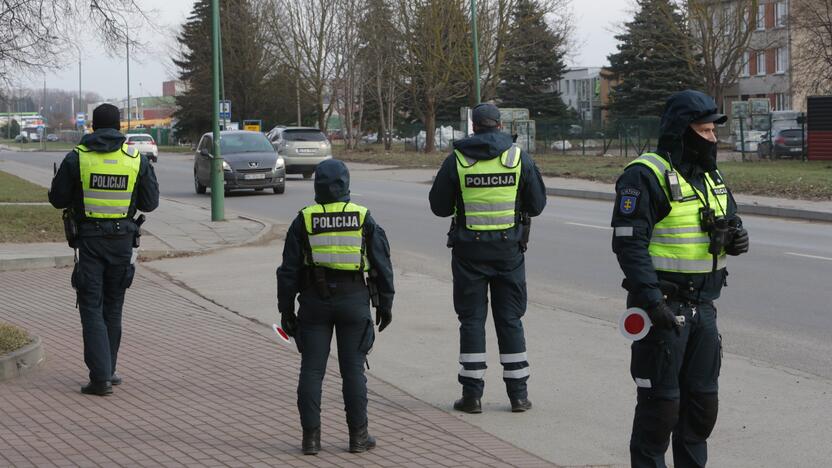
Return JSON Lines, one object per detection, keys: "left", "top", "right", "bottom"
{"left": 446, "top": 218, "right": 456, "bottom": 248}
{"left": 621, "top": 278, "right": 680, "bottom": 305}
{"left": 519, "top": 213, "right": 531, "bottom": 253}
{"left": 312, "top": 267, "right": 330, "bottom": 299}
{"left": 367, "top": 269, "right": 380, "bottom": 309}
{"left": 62, "top": 210, "right": 78, "bottom": 248}
{"left": 133, "top": 214, "right": 146, "bottom": 248}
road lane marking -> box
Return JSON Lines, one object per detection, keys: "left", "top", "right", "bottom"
{"left": 564, "top": 222, "right": 612, "bottom": 230}
{"left": 784, "top": 252, "right": 832, "bottom": 262}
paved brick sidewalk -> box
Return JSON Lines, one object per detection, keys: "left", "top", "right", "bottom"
{"left": 0, "top": 267, "right": 555, "bottom": 467}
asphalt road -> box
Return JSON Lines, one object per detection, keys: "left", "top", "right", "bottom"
{"left": 4, "top": 149, "right": 832, "bottom": 380}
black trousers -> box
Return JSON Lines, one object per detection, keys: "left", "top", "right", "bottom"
{"left": 72, "top": 235, "right": 135, "bottom": 383}
{"left": 296, "top": 286, "right": 374, "bottom": 430}
{"left": 627, "top": 299, "right": 722, "bottom": 468}
{"left": 452, "top": 254, "right": 529, "bottom": 400}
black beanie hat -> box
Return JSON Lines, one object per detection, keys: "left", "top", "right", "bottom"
{"left": 92, "top": 103, "right": 121, "bottom": 131}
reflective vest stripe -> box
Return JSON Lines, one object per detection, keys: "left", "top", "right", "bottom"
{"left": 82, "top": 190, "right": 133, "bottom": 201}
{"left": 459, "top": 353, "right": 487, "bottom": 363}
{"left": 650, "top": 236, "right": 710, "bottom": 245}
{"left": 311, "top": 252, "right": 362, "bottom": 265}
{"left": 307, "top": 236, "right": 363, "bottom": 247}
{"left": 636, "top": 153, "right": 670, "bottom": 173}
{"left": 503, "top": 368, "right": 530, "bottom": 379}
{"left": 652, "top": 256, "right": 727, "bottom": 272}
{"left": 82, "top": 204, "right": 129, "bottom": 214}
{"left": 463, "top": 201, "right": 516, "bottom": 213}
{"left": 499, "top": 352, "right": 528, "bottom": 363}
{"left": 504, "top": 146, "right": 520, "bottom": 167}
{"left": 465, "top": 215, "right": 516, "bottom": 226}
{"left": 653, "top": 226, "right": 703, "bottom": 235}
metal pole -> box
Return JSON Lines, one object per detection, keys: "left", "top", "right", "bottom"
{"left": 218, "top": 23, "right": 226, "bottom": 130}
{"left": 470, "top": 0, "right": 481, "bottom": 104}
{"left": 126, "top": 24, "right": 131, "bottom": 132}
{"left": 79, "top": 48, "right": 82, "bottom": 130}
{"left": 42, "top": 79, "right": 46, "bottom": 150}
{"left": 210, "top": 0, "right": 225, "bottom": 221}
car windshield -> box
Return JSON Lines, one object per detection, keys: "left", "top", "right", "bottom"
{"left": 129, "top": 135, "right": 152, "bottom": 142}
{"left": 283, "top": 130, "right": 327, "bottom": 142}
{"left": 220, "top": 133, "right": 273, "bottom": 153}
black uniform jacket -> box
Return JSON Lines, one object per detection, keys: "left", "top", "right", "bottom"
{"left": 428, "top": 129, "right": 547, "bottom": 261}
{"left": 611, "top": 91, "right": 739, "bottom": 306}
{"left": 276, "top": 160, "right": 395, "bottom": 315}
{"left": 49, "top": 128, "right": 160, "bottom": 225}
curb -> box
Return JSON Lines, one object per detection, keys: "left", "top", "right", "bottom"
{"left": 546, "top": 187, "right": 832, "bottom": 223}
{"left": 0, "top": 255, "right": 75, "bottom": 272}
{"left": 0, "top": 336, "right": 45, "bottom": 381}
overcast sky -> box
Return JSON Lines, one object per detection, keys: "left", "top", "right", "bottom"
{"left": 26, "top": 0, "right": 632, "bottom": 100}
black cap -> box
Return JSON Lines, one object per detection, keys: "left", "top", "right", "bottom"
{"left": 92, "top": 103, "right": 121, "bottom": 131}
{"left": 694, "top": 112, "right": 728, "bottom": 125}
{"left": 472, "top": 103, "right": 500, "bottom": 128}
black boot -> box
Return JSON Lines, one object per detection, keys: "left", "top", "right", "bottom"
{"left": 510, "top": 397, "right": 532, "bottom": 412}
{"left": 453, "top": 395, "right": 482, "bottom": 414}
{"left": 81, "top": 381, "right": 113, "bottom": 396}
{"left": 348, "top": 423, "right": 376, "bottom": 453}
{"left": 302, "top": 427, "right": 320, "bottom": 455}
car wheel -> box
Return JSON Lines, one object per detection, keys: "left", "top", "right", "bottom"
{"left": 194, "top": 173, "right": 207, "bottom": 194}
{"left": 273, "top": 183, "right": 285, "bottom": 194}
{"left": 303, "top": 172, "right": 313, "bottom": 179}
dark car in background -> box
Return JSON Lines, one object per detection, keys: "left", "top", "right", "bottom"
{"left": 194, "top": 130, "right": 286, "bottom": 194}
{"left": 758, "top": 128, "right": 806, "bottom": 159}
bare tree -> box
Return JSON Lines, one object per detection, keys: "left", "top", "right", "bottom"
{"left": 791, "top": 0, "right": 832, "bottom": 96}
{"left": 334, "top": 0, "right": 367, "bottom": 150}
{"left": 397, "top": 0, "right": 472, "bottom": 153}
{"left": 261, "top": 0, "right": 343, "bottom": 132}
{"left": 0, "top": 0, "right": 154, "bottom": 83}
{"left": 358, "top": 0, "right": 405, "bottom": 150}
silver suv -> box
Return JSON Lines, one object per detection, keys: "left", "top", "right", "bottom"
{"left": 268, "top": 127, "right": 332, "bottom": 179}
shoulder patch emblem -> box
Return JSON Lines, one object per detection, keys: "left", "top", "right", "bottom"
{"left": 619, "top": 195, "right": 638, "bottom": 215}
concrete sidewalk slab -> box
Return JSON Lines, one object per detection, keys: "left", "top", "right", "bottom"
{"left": 146, "top": 242, "right": 832, "bottom": 467}
{"left": 0, "top": 267, "right": 553, "bottom": 467}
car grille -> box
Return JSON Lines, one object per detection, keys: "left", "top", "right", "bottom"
{"left": 237, "top": 168, "right": 272, "bottom": 173}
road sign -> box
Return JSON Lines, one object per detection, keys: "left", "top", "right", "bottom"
{"left": 243, "top": 119, "right": 262, "bottom": 132}
{"left": 76, "top": 112, "right": 85, "bottom": 126}
{"left": 619, "top": 307, "right": 651, "bottom": 341}
{"left": 219, "top": 100, "right": 231, "bottom": 120}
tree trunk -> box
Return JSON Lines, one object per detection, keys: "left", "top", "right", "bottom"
{"left": 376, "top": 65, "right": 387, "bottom": 150}
{"left": 424, "top": 97, "right": 436, "bottom": 153}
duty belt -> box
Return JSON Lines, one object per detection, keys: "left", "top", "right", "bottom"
{"left": 301, "top": 268, "right": 366, "bottom": 297}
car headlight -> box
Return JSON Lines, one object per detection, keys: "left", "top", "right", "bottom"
{"left": 274, "top": 156, "right": 285, "bottom": 170}
{"left": 222, "top": 160, "right": 232, "bottom": 171}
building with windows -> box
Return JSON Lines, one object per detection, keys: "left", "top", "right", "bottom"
{"left": 723, "top": 0, "right": 796, "bottom": 113}
{"left": 557, "top": 68, "right": 605, "bottom": 125}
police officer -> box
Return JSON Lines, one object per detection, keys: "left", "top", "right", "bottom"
{"left": 429, "top": 103, "right": 546, "bottom": 413}
{"left": 611, "top": 90, "right": 750, "bottom": 467}
{"left": 277, "top": 159, "right": 394, "bottom": 455}
{"left": 49, "top": 103, "right": 159, "bottom": 396}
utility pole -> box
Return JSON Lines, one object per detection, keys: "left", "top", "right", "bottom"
{"left": 296, "top": 75, "right": 301, "bottom": 125}
{"left": 79, "top": 47, "right": 83, "bottom": 130}
{"left": 210, "top": 0, "right": 225, "bottom": 221}
{"left": 42, "top": 79, "right": 46, "bottom": 150}
{"left": 126, "top": 23, "right": 131, "bottom": 132}
{"left": 470, "top": 0, "right": 481, "bottom": 104}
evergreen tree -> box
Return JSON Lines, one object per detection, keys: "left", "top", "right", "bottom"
{"left": 174, "top": 0, "right": 283, "bottom": 140}
{"left": 607, "top": 0, "right": 703, "bottom": 121}
{"left": 497, "top": 0, "right": 568, "bottom": 119}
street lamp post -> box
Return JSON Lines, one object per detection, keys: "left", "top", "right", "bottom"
{"left": 210, "top": 0, "right": 225, "bottom": 221}
{"left": 126, "top": 23, "right": 131, "bottom": 132}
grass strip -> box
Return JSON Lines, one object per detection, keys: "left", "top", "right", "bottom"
{"left": 0, "top": 205, "right": 65, "bottom": 242}
{"left": 0, "top": 171, "right": 49, "bottom": 202}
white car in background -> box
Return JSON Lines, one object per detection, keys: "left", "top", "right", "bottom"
{"left": 125, "top": 133, "right": 159, "bottom": 162}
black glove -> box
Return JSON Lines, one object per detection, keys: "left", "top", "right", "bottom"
{"left": 726, "top": 228, "right": 749, "bottom": 256}
{"left": 281, "top": 311, "right": 298, "bottom": 337}
{"left": 647, "top": 301, "right": 681, "bottom": 334}
{"left": 376, "top": 307, "right": 392, "bottom": 332}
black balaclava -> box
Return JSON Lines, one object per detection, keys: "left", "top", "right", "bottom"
{"left": 682, "top": 126, "right": 718, "bottom": 173}
{"left": 92, "top": 103, "right": 121, "bottom": 131}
